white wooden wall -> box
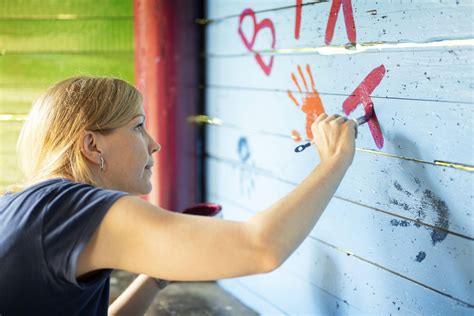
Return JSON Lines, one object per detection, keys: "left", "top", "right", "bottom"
{"left": 204, "top": 1, "right": 473, "bottom": 315}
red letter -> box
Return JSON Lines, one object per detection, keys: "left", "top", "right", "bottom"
{"left": 343, "top": 65, "right": 386, "bottom": 149}
{"left": 295, "top": 0, "right": 302, "bottom": 39}
{"left": 325, "top": 0, "right": 356, "bottom": 45}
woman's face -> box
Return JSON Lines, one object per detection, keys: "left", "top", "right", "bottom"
{"left": 95, "top": 110, "right": 160, "bottom": 195}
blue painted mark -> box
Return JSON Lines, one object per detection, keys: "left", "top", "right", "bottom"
{"left": 237, "top": 136, "right": 255, "bottom": 196}
{"left": 237, "top": 137, "right": 251, "bottom": 163}
{"left": 415, "top": 251, "right": 426, "bottom": 262}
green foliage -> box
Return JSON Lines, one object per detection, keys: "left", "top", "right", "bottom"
{"left": 0, "top": 0, "right": 134, "bottom": 187}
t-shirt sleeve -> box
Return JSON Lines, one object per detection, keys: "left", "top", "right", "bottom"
{"left": 41, "top": 180, "right": 128, "bottom": 288}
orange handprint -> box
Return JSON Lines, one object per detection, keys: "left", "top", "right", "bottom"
{"left": 287, "top": 64, "right": 325, "bottom": 141}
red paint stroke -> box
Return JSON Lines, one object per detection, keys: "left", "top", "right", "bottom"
{"left": 343, "top": 64, "right": 386, "bottom": 149}
{"left": 291, "top": 130, "right": 302, "bottom": 142}
{"left": 325, "top": 0, "right": 356, "bottom": 45}
{"left": 238, "top": 8, "right": 276, "bottom": 76}
{"left": 287, "top": 64, "right": 325, "bottom": 140}
{"left": 295, "top": 0, "right": 302, "bottom": 39}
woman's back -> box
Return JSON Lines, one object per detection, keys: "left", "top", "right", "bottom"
{"left": 0, "top": 178, "right": 126, "bottom": 316}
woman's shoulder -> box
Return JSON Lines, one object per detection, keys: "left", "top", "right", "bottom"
{"left": 1, "top": 178, "right": 65, "bottom": 201}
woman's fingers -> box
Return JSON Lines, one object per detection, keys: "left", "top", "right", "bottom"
{"left": 326, "top": 114, "right": 341, "bottom": 122}
{"left": 333, "top": 116, "right": 347, "bottom": 124}
{"left": 347, "top": 119, "right": 358, "bottom": 138}
{"left": 316, "top": 113, "right": 328, "bottom": 123}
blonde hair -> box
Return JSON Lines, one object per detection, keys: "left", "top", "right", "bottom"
{"left": 12, "top": 76, "right": 142, "bottom": 191}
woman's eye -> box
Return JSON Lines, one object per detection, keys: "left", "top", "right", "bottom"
{"left": 136, "top": 123, "right": 145, "bottom": 132}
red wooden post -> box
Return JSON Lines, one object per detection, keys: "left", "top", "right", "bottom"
{"left": 134, "top": 0, "right": 201, "bottom": 210}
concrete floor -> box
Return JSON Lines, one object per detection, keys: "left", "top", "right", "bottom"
{"left": 109, "top": 270, "right": 258, "bottom": 315}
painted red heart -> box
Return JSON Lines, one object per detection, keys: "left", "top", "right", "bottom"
{"left": 238, "top": 8, "right": 276, "bottom": 76}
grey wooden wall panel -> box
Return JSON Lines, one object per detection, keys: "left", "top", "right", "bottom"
{"left": 207, "top": 48, "right": 473, "bottom": 104}
{"left": 206, "top": 123, "right": 473, "bottom": 239}
{"left": 207, "top": 1, "right": 474, "bottom": 55}
{"left": 218, "top": 279, "right": 288, "bottom": 315}
{"left": 210, "top": 189, "right": 473, "bottom": 315}
{"left": 206, "top": 88, "right": 474, "bottom": 167}
{"left": 205, "top": 0, "right": 473, "bottom": 313}
{"left": 206, "top": 0, "right": 313, "bottom": 20}
{"left": 206, "top": 156, "right": 473, "bottom": 305}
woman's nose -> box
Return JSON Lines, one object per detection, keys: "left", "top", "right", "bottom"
{"left": 148, "top": 134, "right": 160, "bottom": 154}
{"left": 151, "top": 142, "right": 161, "bottom": 154}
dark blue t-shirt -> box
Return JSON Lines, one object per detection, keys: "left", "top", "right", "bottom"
{"left": 0, "top": 178, "right": 128, "bottom": 315}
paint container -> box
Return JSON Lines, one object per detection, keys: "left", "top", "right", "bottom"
{"left": 181, "top": 203, "right": 223, "bottom": 218}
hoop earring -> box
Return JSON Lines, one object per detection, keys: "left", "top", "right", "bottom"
{"left": 99, "top": 156, "right": 105, "bottom": 172}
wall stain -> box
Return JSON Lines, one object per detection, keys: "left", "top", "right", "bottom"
{"left": 415, "top": 251, "right": 426, "bottom": 262}
{"left": 421, "top": 189, "right": 449, "bottom": 245}
{"left": 389, "top": 198, "right": 411, "bottom": 211}
{"left": 390, "top": 219, "right": 410, "bottom": 227}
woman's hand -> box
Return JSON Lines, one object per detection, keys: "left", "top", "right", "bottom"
{"left": 311, "top": 113, "right": 356, "bottom": 167}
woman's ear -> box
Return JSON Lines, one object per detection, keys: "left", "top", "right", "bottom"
{"left": 80, "top": 130, "right": 102, "bottom": 164}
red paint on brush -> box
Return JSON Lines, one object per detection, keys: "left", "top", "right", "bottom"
{"left": 343, "top": 65, "right": 386, "bottom": 149}
{"left": 325, "top": 0, "right": 356, "bottom": 45}
{"left": 291, "top": 130, "right": 302, "bottom": 142}
{"left": 238, "top": 8, "right": 276, "bottom": 76}
{"left": 295, "top": 0, "right": 302, "bottom": 39}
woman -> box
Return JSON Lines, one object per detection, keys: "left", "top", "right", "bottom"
{"left": 0, "top": 77, "right": 356, "bottom": 315}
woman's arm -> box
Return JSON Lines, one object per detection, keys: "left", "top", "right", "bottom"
{"left": 77, "top": 113, "right": 355, "bottom": 282}
{"left": 248, "top": 113, "right": 356, "bottom": 265}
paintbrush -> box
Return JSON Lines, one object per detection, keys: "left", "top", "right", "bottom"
{"left": 294, "top": 107, "right": 374, "bottom": 153}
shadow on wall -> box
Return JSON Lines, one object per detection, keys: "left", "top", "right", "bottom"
{"left": 389, "top": 133, "right": 450, "bottom": 247}
{"left": 319, "top": 252, "right": 342, "bottom": 315}
{"left": 387, "top": 134, "right": 471, "bottom": 291}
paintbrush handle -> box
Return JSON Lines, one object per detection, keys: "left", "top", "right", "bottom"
{"left": 355, "top": 115, "right": 369, "bottom": 126}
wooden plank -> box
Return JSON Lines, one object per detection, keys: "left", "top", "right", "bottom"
{"left": 206, "top": 0, "right": 315, "bottom": 20}
{"left": 220, "top": 241, "right": 360, "bottom": 315}
{"left": 0, "top": 0, "right": 132, "bottom": 18}
{"left": 205, "top": 126, "right": 474, "bottom": 238}
{"left": 208, "top": 189, "right": 474, "bottom": 314}
{"left": 218, "top": 279, "right": 288, "bottom": 315}
{"left": 0, "top": 54, "right": 134, "bottom": 86}
{"left": 206, "top": 159, "right": 474, "bottom": 304}
{"left": 205, "top": 88, "right": 474, "bottom": 165}
{"left": 0, "top": 87, "right": 43, "bottom": 114}
{"left": 206, "top": 47, "right": 474, "bottom": 104}
{"left": 0, "top": 19, "right": 133, "bottom": 53}
{"left": 207, "top": 1, "right": 474, "bottom": 54}
{"left": 205, "top": 1, "right": 474, "bottom": 314}
{"left": 0, "top": 154, "right": 22, "bottom": 187}
{"left": 0, "top": 120, "right": 23, "bottom": 185}
{"left": 0, "top": 121, "right": 22, "bottom": 155}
